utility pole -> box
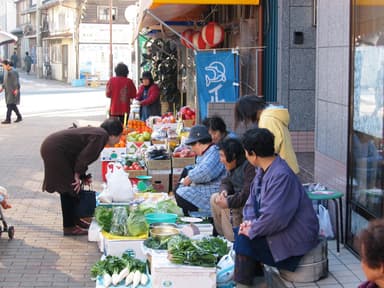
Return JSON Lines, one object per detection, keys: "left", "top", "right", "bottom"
{"left": 109, "top": 0, "right": 113, "bottom": 78}
{"left": 36, "top": 0, "right": 43, "bottom": 78}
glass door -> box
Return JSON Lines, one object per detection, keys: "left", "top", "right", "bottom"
{"left": 347, "top": 0, "right": 384, "bottom": 253}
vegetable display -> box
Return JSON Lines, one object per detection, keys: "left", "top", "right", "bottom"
{"left": 91, "top": 254, "right": 148, "bottom": 287}
{"left": 167, "top": 236, "right": 229, "bottom": 267}
{"left": 94, "top": 200, "right": 181, "bottom": 236}
{"left": 143, "top": 234, "right": 187, "bottom": 250}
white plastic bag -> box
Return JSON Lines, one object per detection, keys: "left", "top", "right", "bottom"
{"left": 106, "top": 162, "right": 134, "bottom": 202}
{"left": 317, "top": 204, "right": 334, "bottom": 239}
{"left": 217, "top": 248, "right": 235, "bottom": 286}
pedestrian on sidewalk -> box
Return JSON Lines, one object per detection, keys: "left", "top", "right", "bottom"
{"left": 40, "top": 118, "right": 123, "bottom": 236}
{"left": 24, "top": 52, "right": 33, "bottom": 74}
{"left": 106, "top": 62, "right": 137, "bottom": 124}
{"left": 10, "top": 51, "right": 18, "bottom": 68}
{"left": 358, "top": 219, "right": 384, "bottom": 288}
{"left": 0, "top": 59, "right": 22, "bottom": 124}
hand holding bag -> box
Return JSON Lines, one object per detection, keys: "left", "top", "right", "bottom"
{"left": 76, "top": 188, "right": 96, "bottom": 218}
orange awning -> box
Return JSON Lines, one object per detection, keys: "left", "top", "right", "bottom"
{"left": 135, "top": 0, "right": 259, "bottom": 39}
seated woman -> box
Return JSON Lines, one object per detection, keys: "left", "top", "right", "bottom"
{"left": 202, "top": 116, "right": 237, "bottom": 144}
{"left": 210, "top": 138, "right": 255, "bottom": 242}
{"left": 235, "top": 128, "right": 319, "bottom": 287}
{"left": 358, "top": 219, "right": 384, "bottom": 288}
{"left": 175, "top": 125, "right": 226, "bottom": 216}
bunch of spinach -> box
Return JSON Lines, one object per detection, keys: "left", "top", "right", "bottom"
{"left": 168, "top": 237, "right": 229, "bottom": 267}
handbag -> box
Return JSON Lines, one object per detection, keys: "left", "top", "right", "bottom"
{"left": 76, "top": 188, "right": 96, "bottom": 218}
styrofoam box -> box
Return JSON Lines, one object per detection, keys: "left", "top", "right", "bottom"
{"left": 151, "top": 253, "right": 216, "bottom": 288}
{"left": 100, "top": 232, "right": 146, "bottom": 260}
{"left": 88, "top": 220, "right": 101, "bottom": 242}
{"left": 100, "top": 147, "right": 127, "bottom": 161}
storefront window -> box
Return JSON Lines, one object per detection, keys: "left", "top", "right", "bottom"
{"left": 348, "top": 0, "right": 384, "bottom": 252}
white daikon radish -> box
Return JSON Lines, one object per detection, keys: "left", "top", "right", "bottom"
{"left": 125, "top": 271, "right": 135, "bottom": 286}
{"left": 140, "top": 273, "right": 148, "bottom": 286}
{"left": 132, "top": 270, "right": 142, "bottom": 288}
{"left": 103, "top": 272, "right": 112, "bottom": 288}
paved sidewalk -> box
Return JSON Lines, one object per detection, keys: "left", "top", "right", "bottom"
{"left": 0, "top": 74, "right": 105, "bottom": 288}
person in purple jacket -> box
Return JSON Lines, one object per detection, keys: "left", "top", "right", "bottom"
{"left": 234, "top": 128, "right": 319, "bottom": 287}
{"left": 358, "top": 219, "right": 384, "bottom": 288}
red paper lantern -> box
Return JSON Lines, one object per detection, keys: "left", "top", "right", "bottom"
{"left": 192, "top": 31, "right": 210, "bottom": 50}
{"left": 202, "top": 22, "right": 224, "bottom": 47}
{"left": 181, "top": 29, "right": 194, "bottom": 48}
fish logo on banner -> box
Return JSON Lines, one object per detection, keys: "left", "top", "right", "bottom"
{"left": 195, "top": 50, "right": 239, "bottom": 119}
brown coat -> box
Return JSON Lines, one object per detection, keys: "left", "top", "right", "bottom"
{"left": 40, "top": 127, "right": 109, "bottom": 195}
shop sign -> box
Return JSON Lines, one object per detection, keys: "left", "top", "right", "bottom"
{"left": 195, "top": 50, "right": 239, "bottom": 119}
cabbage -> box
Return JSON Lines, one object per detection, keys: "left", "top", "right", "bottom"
{"left": 127, "top": 210, "right": 149, "bottom": 236}
{"left": 156, "top": 199, "right": 183, "bottom": 216}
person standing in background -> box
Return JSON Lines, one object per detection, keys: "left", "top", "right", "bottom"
{"left": 11, "top": 51, "right": 18, "bottom": 68}
{"left": 234, "top": 95, "right": 300, "bottom": 174}
{"left": 136, "top": 71, "right": 161, "bottom": 121}
{"left": 0, "top": 60, "right": 22, "bottom": 124}
{"left": 24, "top": 52, "right": 33, "bottom": 74}
{"left": 106, "top": 62, "right": 137, "bottom": 124}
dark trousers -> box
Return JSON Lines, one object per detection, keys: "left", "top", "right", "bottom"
{"left": 60, "top": 193, "right": 78, "bottom": 228}
{"left": 174, "top": 192, "right": 198, "bottom": 216}
{"left": 6, "top": 104, "right": 22, "bottom": 121}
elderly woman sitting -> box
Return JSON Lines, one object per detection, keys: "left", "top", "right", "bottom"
{"left": 175, "top": 125, "right": 226, "bottom": 216}
{"left": 210, "top": 138, "right": 255, "bottom": 242}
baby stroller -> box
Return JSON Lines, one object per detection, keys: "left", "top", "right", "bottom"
{"left": 0, "top": 186, "right": 14, "bottom": 239}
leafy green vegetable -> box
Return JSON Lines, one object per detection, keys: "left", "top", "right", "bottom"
{"left": 143, "top": 234, "right": 187, "bottom": 250}
{"left": 127, "top": 210, "right": 149, "bottom": 236}
{"left": 110, "top": 207, "right": 129, "bottom": 236}
{"left": 90, "top": 255, "right": 126, "bottom": 278}
{"left": 94, "top": 206, "right": 113, "bottom": 232}
{"left": 155, "top": 199, "right": 183, "bottom": 216}
{"left": 168, "top": 237, "right": 229, "bottom": 267}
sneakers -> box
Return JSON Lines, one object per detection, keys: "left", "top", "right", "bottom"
{"left": 63, "top": 225, "right": 88, "bottom": 236}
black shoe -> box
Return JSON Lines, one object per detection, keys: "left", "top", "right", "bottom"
{"left": 14, "top": 118, "right": 22, "bottom": 123}
{"left": 1, "top": 120, "right": 11, "bottom": 124}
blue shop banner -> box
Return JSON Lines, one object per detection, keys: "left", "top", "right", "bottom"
{"left": 195, "top": 50, "right": 239, "bottom": 119}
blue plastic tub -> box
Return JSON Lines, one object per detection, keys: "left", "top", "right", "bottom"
{"left": 145, "top": 213, "right": 178, "bottom": 224}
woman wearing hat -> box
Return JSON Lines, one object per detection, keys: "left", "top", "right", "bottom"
{"left": 175, "top": 125, "right": 226, "bottom": 216}
{"left": 136, "top": 71, "right": 161, "bottom": 120}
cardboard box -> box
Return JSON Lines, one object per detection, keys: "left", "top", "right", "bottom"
{"left": 146, "top": 158, "right": 172, "bottom": 170}
{"left": 100, "top": 231, "right": 147, "bottom": 260}
{"left": 151, "top": 254, "right": 216, "bottom": 288}
{"left": 148, "top": 170, "right": 171, "bottom": 192}
{"left": 172, "top": 156, "right": 195, "bottom": 168}
{"left": 171, "top": 168, "right": 183, "bottom": 192}
{"left": 100, "top": 147, "right": 127, "bottom": 161}
{"left": 126, "top": 141, "right": 151, "bottom": 154}
{"left": 126, "top": 169, "right": 148, "bottom": 179}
